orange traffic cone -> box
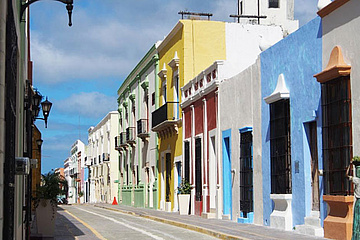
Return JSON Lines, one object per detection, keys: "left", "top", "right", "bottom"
{"left": 112, "top": 197, "right": 118, "bottom": 205}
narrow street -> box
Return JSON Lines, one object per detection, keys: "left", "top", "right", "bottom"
{"left": 56, "top": 205, "right": 218, "bottom": 240}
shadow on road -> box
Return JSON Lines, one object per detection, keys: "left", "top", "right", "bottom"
{"left": 54, "top": 206, "right": 85, "bottom": 239}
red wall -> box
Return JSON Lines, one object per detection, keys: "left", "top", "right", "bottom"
{"left": 194, "top": 101, "right": 203, "bottom": 135}
{"left": 184, "top": 108, "right": 191, "bottom": 139}
{"left": 207, "top": 92, "right": 217, "bottom": 131}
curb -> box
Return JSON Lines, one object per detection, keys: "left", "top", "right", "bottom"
{"left": 94, "top": 205, "right": 247, "bottom": 240}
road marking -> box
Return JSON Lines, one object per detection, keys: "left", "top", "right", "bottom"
{"left": 94, "top": 205, "right": 266, "bottom": 240}
{"left": 76, "top": 207, "right": 165, "bottom": 240}
{"left": 64, "top": 209, "right": 107, "bottom": 240}
{"left": 96, "top": 208, "right": 181, "bottom": 240}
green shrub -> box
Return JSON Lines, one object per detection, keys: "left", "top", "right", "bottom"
{"left": 177, "top": 179, "right": 192, "bottom": 194}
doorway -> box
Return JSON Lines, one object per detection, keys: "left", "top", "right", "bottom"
{"left": 195, "top": 138, "right": 203, "bottom": 215}
{"left": 309, "top": 122, "right": 320, "bottom": 211}
{"left": 166, "top": 153, "right": 171, "bottom": 203}
{"left": 222, "top": 130, "right": 232, "bottom": 218}
{"left": 240, "top": 130, "right": 253, "bottom": 219}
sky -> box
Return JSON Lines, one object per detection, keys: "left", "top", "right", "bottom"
{"left": 30, "top": 0, "right": 318, "bottom": 173}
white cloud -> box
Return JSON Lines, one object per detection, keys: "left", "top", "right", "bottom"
{"left": 55, "top": 92, "right": 117, "bottom": 119}
{"left": 31, "top": 34, "right": 134, "bottom": 84}
{"left": 295, "top": 0, "right": 318, "bottom": 26}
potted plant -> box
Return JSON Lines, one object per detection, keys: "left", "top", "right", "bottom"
{"left": 34, "top": 171, "right": 68, "bottom": 237}
{"left": 78, "top": 191, "right": 84, "bottom": 203}
{"left": 177, "top": 179, "right": 192, "bottom": 215}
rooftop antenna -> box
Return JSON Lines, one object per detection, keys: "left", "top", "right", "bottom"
{"left": 230, "top": 0, "right": 267, "bottom": 24}
{"left": 178, "top": 11, "right": 213, "bottom": 21}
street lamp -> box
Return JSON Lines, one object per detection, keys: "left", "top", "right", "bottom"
{"left": 32, "top": 91, "right": 53, "bottom": 128}
{"left": 41, "top": 97, "right": 53, "bottom": 128}
{"left": 21, "top": 0, "right": 74, "bottom": 27}
{"left": 32, "top": 90, "right": 42, "bottom": 117}
{"left": 36, "top": 138, "right": 43, "bottom": 151}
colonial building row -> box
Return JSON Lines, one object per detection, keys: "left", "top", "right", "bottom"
{"left": 65, "top": 0, "right": 359, "bottom": 239}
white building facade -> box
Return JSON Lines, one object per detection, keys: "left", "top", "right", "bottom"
{"left": 88, "top": 111, "right": 119, "bottom": 204}
{"left": 67, "top": 140, "right": 86, "bottom": 204}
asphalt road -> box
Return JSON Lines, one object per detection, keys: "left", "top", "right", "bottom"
{"left": 57, "top": 205, "right": 219, "bottom": 240}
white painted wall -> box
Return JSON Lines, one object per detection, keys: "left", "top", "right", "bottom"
{"left": 224, "top": 23, "right": 283, "bottom": 78}
{"left": 219, "top": 59, "right": 262, "bottom": 224}
{"left": 87, "top": 111, "right": 119, "bottom": 203}
{"left": 238, "top": 0, "right": 298, "bottom": 34}
{"left": 321, "top": 0, "right": 360, "bottom": 156}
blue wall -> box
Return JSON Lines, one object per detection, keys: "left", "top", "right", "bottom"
{"left": 260, "top": 17, "right": 323, "bottom": 227}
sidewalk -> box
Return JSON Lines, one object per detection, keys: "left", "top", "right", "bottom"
{"left": 94, "top": 203, "right": 326, "bottom": 240}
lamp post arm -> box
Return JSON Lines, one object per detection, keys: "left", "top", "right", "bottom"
{"left": 21, "top": 0, "right": 73, "bottom": 26}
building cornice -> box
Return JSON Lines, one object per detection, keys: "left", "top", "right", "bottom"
{"left": 314, "top": 46, "right": 351, "bottom": 83}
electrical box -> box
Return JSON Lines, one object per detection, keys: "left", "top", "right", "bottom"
{"left": 15, "top": 157, "right": 30, "bottom": 175}
{"left": 30, "top": 159, "right": 38, "bottom": 169}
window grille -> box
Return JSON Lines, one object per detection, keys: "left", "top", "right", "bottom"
{"left": 195, "top": 138, "right": 202, "bottom": 201}
{"left": 184, "top": 142, "right": 190, "bottom": 182}
{"left": 240, "top": 131, "right": 253, "bottom": 217}
{"left": 322, "top": 76, "right": 352, "bottom": 195}
{"left": 270, "top": 99, "right": 291, "bottom": 194}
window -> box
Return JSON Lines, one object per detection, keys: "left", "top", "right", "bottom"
{"left": 195, "top": 138, "right": 202, "bottom": 201}
{"left": 137, "top": 165, "right": 140, "bottom": 185}
{"left": 126, "top": 164, "right": 129, "bottom": 185}
{"left": 162, "top": 81, "right": 167, "bottom": 104}
{"left": 240, "top": 130, "right": 253, "bottom": 217}
{"left": 322, "top": 76, "right": 352, "bottom": 195}
{"left": 152, "top": 92, "right": 155, "bottom": 106}
{"left": 184, "top": 141, "right": 190, "bottom": 182}
{"left": 269, "top": 0, "right": 279, "bottom": 8}
{"left": 174, "top": 72, "right": 179, "bottom": 119}
{"left": 270, "top": 99, "right": 291, "bottom": 194}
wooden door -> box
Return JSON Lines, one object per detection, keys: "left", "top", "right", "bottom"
{"left": 310, "top": 122, "right": 320, "bottom": 211}
{"left": 166, "top": 153, "right": 171, "bottom": 202}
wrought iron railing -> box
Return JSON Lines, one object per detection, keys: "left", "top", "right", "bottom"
{"left": 120, "top": 132, "right": 126, "bottom": 145}
{"left": 151, "top": 102, "right": 179, "bottom": 128}
{"left": 126, "top": 127, "right": 136, "bottom": 143}
{"left": 115, "top": 136, "right": 121, "bottom": 148}
{"left": 137, "top": 119, "right": 148, "bottom": 135}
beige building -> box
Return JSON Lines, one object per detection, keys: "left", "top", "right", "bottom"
{"left": 88, "top": 111, "right": 119, "bottom": 203}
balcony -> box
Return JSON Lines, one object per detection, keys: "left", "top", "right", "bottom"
{"left": 126, "top": 127, "right": 136, "bottom": 146}
{"left": 137, "top": 119, "right": 150, "bottom": 140}
{"left": 117, "top": 132, "right": 128, "bottom": 149}
{"left": 103, "top": 153, "right": 110, "bottom": 162}
{"left": 151, "top": 101, "right": 181, "bottom": 138}
{"left": 115, "top": 135, "right": 122, "bottom": 151}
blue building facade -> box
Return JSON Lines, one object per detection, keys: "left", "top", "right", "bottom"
{"left": 260, "top": 17, "right": 323, "bottom": 227}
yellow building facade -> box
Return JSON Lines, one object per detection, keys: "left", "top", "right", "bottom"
{"left": 153, "top": 20, "right": 226, "bottom": 211}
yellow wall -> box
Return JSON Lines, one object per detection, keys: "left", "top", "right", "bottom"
{"left": 157, "top": 20, "right": 226, "bottom": 209}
